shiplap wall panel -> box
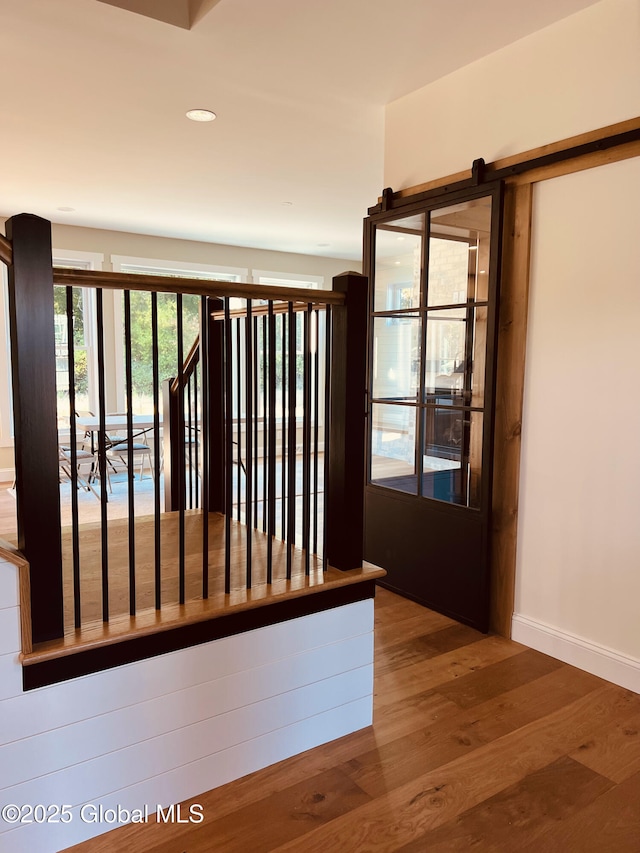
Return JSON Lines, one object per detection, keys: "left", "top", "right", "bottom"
{"left": 1, "top": 664, "right": 373, "bottom": 820}
{"left": 0, "top": 696, "right": 372, "bottom": 853}
{"left": 0, "top": 564, "right": 18, "bottom": 610}
{"left": 0, "top": 557, "right": 375, "bottom": 853}
{"left": 0, "top": 636, "right": 373, "bottom": 790}
{"left": 1, "top": 600, "right": 373, "bottom": 745}
{"left": 0, "top": 652, "right": 21, "bottom": 702}
{"left": 0, "top": 607, "right": 19, "bottom": 654}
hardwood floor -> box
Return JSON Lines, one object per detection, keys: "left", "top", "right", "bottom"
{"left": 0, "top": 471, "right": 328, "bottom": 643}
{"left": 63, "top": 587, "right": 640, "bottom": 853}
{"left": 1, "top": 478, "right": 345, "bottom": 661}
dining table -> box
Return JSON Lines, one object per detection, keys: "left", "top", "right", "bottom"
{"left": 76, "top": 414, "right": 160, "bottom": 452}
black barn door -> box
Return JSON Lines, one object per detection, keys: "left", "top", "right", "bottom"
{"left": 364, "top": 183, "right": 503, "bottom": 631}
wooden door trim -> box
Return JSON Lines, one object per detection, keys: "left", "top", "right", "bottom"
{"left": 390, "top": 116, "right": 640, "bottom": 201}
{"left": 490, "top": 183, "right": 533, "bottom": 635}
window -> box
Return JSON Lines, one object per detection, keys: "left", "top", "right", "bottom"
{"left": 113, "top": 256, "right": 247, "bottom": 283}
{"left": 110, "top": 256, "right": 248, "bottom": 412}
{"left": 253, "top": 270, "right": 327, "bottom": 413}
{"left": 53, "top": 251, "right": 103, "bottom": 424}
{"left": 253, "top": 270, "right": 324, "bottom": 290}
{"left": 0, "top": 250, "right": 103, "bottom": 442}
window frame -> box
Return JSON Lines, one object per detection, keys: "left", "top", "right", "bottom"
{"left": 252, "top": 269, "right": 325, "bottom": 290}
{"left": 53, "top": 250, "right": 104, "bottom": 421}
{"left": 0, "top": 249, "right": 103, "bottom": 447}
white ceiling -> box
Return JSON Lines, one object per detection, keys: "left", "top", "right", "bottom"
{"left": 1, "top": 0, "right": 599, "bottom": 260}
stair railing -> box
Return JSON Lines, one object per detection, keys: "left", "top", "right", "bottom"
{"left": 4, "top": 212, "right": 368, "bottom": 646}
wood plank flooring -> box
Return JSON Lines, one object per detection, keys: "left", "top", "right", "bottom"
{"left": 56, "top": 510, "right": 333, "bottom": 631}
{"left": 63, "top": 588, "right": 640, "bottom": 853}
{"left": 0, "top": 480, "right": 330, "bottom": 633}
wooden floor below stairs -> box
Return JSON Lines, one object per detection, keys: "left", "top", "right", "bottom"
{"left": 63, "top": 587, "right": 640, "bottom": 853}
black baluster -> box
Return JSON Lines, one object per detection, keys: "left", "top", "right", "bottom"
{"left": 200, "top": 296, "right": 209, "bottom": 599}
{"left": 302, "top": 303, "right": 311, "bottom": 574}
{"left": 151, "top": 293, "right": 161, "bottom": 609}
{"left": 236, "top": 318, "right": 242, "bottom": 521}
{"left": 253, "top": 313, "right": 259, "bottom": 530}
{"left": 66, "top": 287, "right": 81, "bottom": 628}
{"left": 322, "top": 305, "right": 332, "bottom": 572}
{"left": 245, "top": 300, "right": 253, "bottom": 588}
{"left": 262, "top": 314, "right": 267, "bottom": 534}
{"left": 267, "top": 302, "right": 276, "bottom": 582}
{"left": 224, "top": 300, "right": 232, "bottom": 594}
{"left": 124, "top": 290, "right": 136, "bottom": 615}
{"left": 287, "top": 302, "right": 296, "bottom": 579}
{"left": 96, "top": 289, "right": 109, "bottom": 618}
{"left": 313, "top": 308, "right": 320, "bottom": 555}
{"left": 177, "top": 294, "right": 185, "bottom": 604}
{"left": 281, "top": 311, "right": 286, "bottom": 538}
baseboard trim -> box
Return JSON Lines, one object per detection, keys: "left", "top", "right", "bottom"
{"left": 512, "top": 613, "right": 640, "bottom": 694}
{"left": 0, "top": 467, "right": 15, "bottom": 483}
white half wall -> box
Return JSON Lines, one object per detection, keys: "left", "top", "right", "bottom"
{"left": 0, "top": 554, "right": 374, "bottom": 852}
{"left": 512, "top": 157, "right": 640, "bottom": 689}
{"left": 384, "top": 0, "right": 640, "bottom": 191}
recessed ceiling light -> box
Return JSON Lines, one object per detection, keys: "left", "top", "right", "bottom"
{"left": 281, "top": 201, "right": 293, "bottom": 206}
{"left": 397, "top": 236, "right": 405, "bottom": 241}
{"left": 186, "top": 109, "right": 217, "bottom": 122}
{"left": 57, "top": 206, "right": 75, "bottom": 212}
{"left": 394, "top": 261, "right": 401, "bottom": 265}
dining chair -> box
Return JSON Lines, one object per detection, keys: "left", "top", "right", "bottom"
{"left": 106, "top": 433, "right": 155, "bottom": 481}
{"left": 58, "top": 447, "right": 101, "bottom": 500}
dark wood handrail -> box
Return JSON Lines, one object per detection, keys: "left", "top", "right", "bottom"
{"left": 170, "top": 335, "right": 200, "bottom": 394}
{"left": 210, "top": 301, "right": 323, "bottom": 321}
{"left": 52, "top": 268, "right": 346, "bottom": 306}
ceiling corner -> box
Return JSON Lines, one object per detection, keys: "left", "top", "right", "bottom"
{"left": 188, "top": 0, "right": 225, "bottom": 28}
{"left": 95, "top": 0, "right": 191, "bottom": 30}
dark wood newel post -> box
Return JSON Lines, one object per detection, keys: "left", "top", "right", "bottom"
{"left": 6, "top": 214, "right": 64, "bottom": 643}
{"left": 326, "top": 271, "right": 368, "bottom": 571}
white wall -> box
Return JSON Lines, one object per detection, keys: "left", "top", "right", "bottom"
{"left": 0, "top": 218, "right": 356, "bottom": 283}
{"left": 41, "top": 221, "right": 357, "bottom": 280}
{"left": 0, "top": 553, "right": 374, "bottom": 852}
{"left": 385, "top": 0, "right": 640, "bottom": 191}
{"left": 511, "top": 158, "right": 640, "bottom": 691}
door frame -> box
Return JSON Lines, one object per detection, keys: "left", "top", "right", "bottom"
{"left": 363, "top": 181, "right": 504, "bottom": 632}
